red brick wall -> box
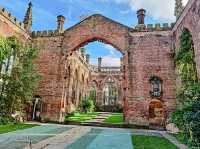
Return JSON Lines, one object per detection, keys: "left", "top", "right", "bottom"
{"left": 124, "top": 31, "right": 176, "bottom": 126}
{"left": 0, "top": 10, "right": 30, "bottom": 41}
{"left": 33, "top": 36, "right": 64, "bottom": 121}
{"left": 33, "top": 14, "right": 177, "bottom": 126}
{"left": 62, "top": 14, "right": 129, "bottom": 54}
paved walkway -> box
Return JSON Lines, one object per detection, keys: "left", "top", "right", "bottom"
{"left": 0, "top": 123, "right": 189, "bottom": 149}
{"left": 0, "top": 124, "right": 72, "bottom": 149}
{"left": 85, "top": 112, "right": 111, "bottom": 123}
{"left": 23, "top": 125, "right": 133, "bottom": 149}
{"left": 67, "top": 127, "right": 133, "bottom": 149}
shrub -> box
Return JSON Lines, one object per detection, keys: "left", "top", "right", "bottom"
{"left": 80, "top": 97, "right": 95, "bottom": 113}
{"left": 0, "top": 115, "right": 16, "bottom": 125}
{"left": 171, "top": 92, "right": 200, "bottom": 147}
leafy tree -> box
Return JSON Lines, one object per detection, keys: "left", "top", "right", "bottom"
{"left": 0, "top": 36, "right": 40, "bottom": 122}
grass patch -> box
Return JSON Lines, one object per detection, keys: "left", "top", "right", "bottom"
{"left": 104, "top": 113, "right": 123, "bottom": 124}
{"left": 65, "top": 112, "right": 98, "bottom": 122}
{"left": 0, "top": 123, "right": 39, "bottom": 134}
{"left": 132, "top": 135, "right": 178, "bottom": 149}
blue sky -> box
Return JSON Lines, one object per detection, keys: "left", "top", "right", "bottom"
{"left": 0, "top": 0, "right": 188, "bottom": 66}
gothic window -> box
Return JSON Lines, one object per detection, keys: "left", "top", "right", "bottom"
{"left": 0, "top": 50, "right": 15, "bottom": 93}
{"left": 1, "top": 54, "right": 14, "bottom": 75}
{"left": 149, "top": 76, "right": 162, "bottom": 98}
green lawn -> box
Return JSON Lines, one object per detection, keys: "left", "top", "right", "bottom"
{"left": 0, "top": 123, "right": 39, "bottom": 134}
{"left": 132, "top": 135, "right": 178, "bottom": 149}
{"left": 104, "top": 113, "right": 123, "bottom": 124}
{"left": 65, "top": 112, "right": 98, "bottom": 122}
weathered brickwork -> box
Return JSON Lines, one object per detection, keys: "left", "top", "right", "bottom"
{"left": 125, "top": 31, "right": 176, "bottom": 126}
{"left": 90, "top": 67, "right": 124, "bottom": 107}
{"left": 1, "top": 0, "right": 200, "bottom": 128}
{"left": 0, "top": 6, "right": 30, "bottom": 40}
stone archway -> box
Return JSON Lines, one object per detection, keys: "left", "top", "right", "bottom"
{"left": 62, "top": 14, "right": 129, "bottom": 55}
{"left": 61, "top": 14, "right": 129, "bottom": 115}
{"left": 149, "top": 100, "right": 165, "bottom": 126}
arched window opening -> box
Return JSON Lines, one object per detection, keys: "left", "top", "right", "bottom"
{"left": 66, "top": 39, "right": 125, "bottom": 113}
{"left": 103, "top": 77, "right": 118, "bottom": 106}
{"left": 90, "top": 81, "right": 97, "bottom": 103}
{"left": 149, "top": 100, "right": 164, "bottom": 126}
{"left": 32, "top": 95, "right": 42, "bottom": 121}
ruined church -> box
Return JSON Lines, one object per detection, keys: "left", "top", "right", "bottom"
{"left": 0, "top": 0, "right": 200, "bottom": 128}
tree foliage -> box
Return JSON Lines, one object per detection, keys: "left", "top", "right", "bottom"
{"left": 172, "top": 28, "right": 200, "bottom": 147}
{"left": 0, "top": 36, "right": 40, "bottom": 122}
{"left": 80, "top": 96, "right": 95, "bottom": 113}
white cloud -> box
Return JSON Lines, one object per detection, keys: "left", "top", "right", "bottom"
{"left": 111, "top": 0, "right": 189, "bottom": 21}
{"left": 102, "top": 56, "right": 121, "bottom": 66}
{"left": 90, "top": 55, "right": 121, "bottom": 67}
{"left": 104, "top": 44, "right": 115, "bottom": 55}
{"left": 120, "top": 9, "right": 131, "bottom": 15}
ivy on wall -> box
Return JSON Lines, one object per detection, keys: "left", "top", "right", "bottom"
{"left": 0, "top": 36, "right": 40, "bottom": 123}
{"left": 172, "top": 28, "right": 200, "bottom": 147}
{"left": 175, "top": 28, "right": 197, "bottom": 84}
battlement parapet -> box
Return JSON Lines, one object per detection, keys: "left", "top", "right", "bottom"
{"left": 0, "top": 6, "right": 25, "bottom": 31}
{"left": 31, "top": 30, "right": 62, "bottom": 37}
{"left": 134, "top": 23, "right": 175, "bottom": 32}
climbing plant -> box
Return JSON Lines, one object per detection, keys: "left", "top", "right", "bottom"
{"left": 0, "top": 36, "right": 40, "bottom": 123}
{"left": 175, "top": 28, "right": 197, "bottom": 84}
{"left": 172, "top": 28, "right": 200, "bottom": 147}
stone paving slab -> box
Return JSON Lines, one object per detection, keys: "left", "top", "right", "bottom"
{"left": 86, "top": 128, "right": 133, "bottom": 149}
{"left": 0, "top": 124, "right": 72, "bottom": 149}
{"left": 26, "top": 126, "right": 91, "bottom": 149}
{"left": 0, "top": 122, "right": 189, "bottom": 149}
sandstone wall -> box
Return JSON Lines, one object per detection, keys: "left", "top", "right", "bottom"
{"left": 0, "top": 6, "right": 30, "bottom": 40}
{"left": 33, "top": 35, "right": 64, "bottom": 121}
{"left": 125, "top": 31, "right": 176, "bottom": 126}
